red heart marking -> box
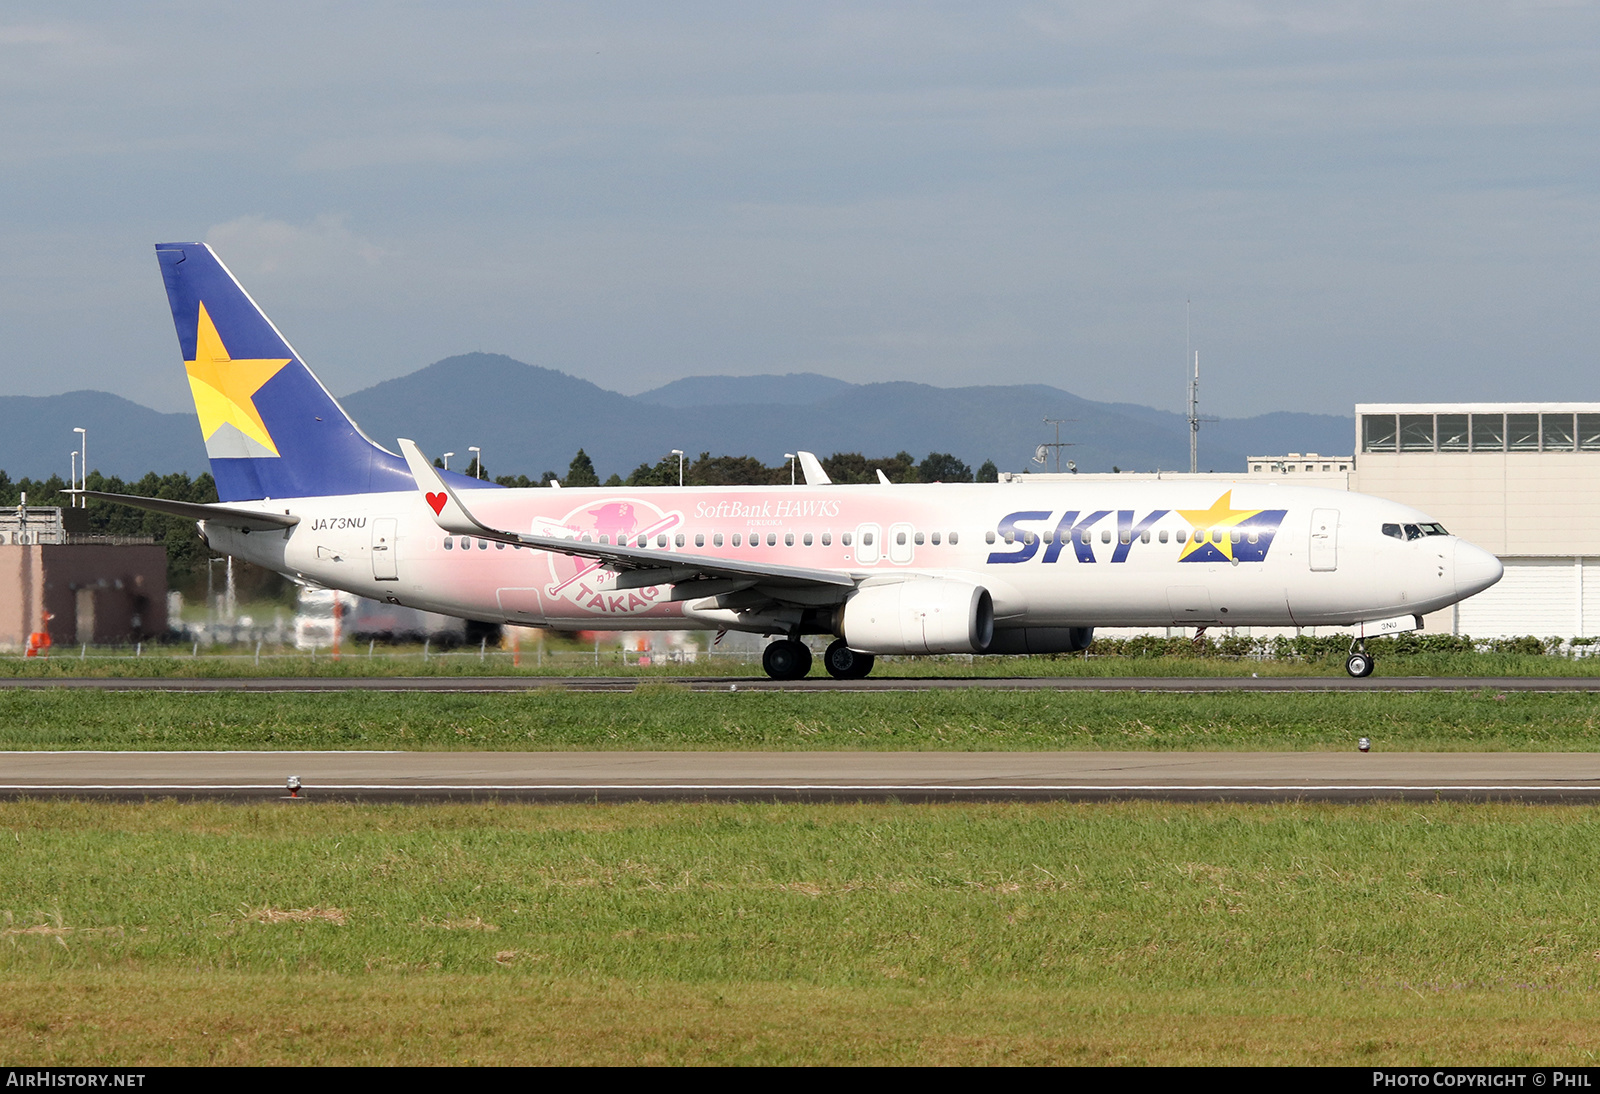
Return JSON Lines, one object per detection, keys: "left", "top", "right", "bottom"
{"left": 425, "top": 492, "right": 447, "bottom": 515}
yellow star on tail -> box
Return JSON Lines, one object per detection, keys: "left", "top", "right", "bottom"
{"left": 1176, "top": 490, "right": 1264, "bottom": 561}
{"left": 184, "top": 301, "right": 291, "bottom": 457}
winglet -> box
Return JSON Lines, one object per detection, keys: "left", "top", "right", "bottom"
{"left": 797, "top": 451, "right": 831, "bottom": 485}
{"left": 876, "top": 469, "right": 892, "bottom": 485}
{"left": 398, "top": 438, "right": 495, "bottom": 538}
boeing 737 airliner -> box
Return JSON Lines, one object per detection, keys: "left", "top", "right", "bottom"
{"left": 90, "top": 243, "right": 1503, "bottom": 679}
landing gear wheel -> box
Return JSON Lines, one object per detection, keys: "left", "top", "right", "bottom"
{"left": 1346, "top": 652, "right": 1375, "bottom": 678}
{"left": 762, "top": 639, "right": 813, "bottom": 680}
{"left": 823, "top": 639, "right": 876, "bottom": 680}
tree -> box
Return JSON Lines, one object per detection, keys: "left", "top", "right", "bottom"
{"left": 565, "top": 449, "right": 600, "bottom": 487}
{"left": 625, "top": 457, "right": 679, "bottom": 487}
{"left": 917, "top": 452, "right": 972, "bottom": 483}
{"left": 976, "top": 459, "right": 999, "bottom": 483}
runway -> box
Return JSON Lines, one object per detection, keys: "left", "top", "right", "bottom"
{"left": 6, "top": 750, "right": 1600, "bottom": 802}
{"left": 4, "top": 674, "right": 1600, "bottom": 693}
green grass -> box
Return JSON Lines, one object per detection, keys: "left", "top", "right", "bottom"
{"left": 2, "top": 687, "right": 1600, "bottom": 751}
{"left": 7, "top": 647, "right": 1600, "bottom": 678}
{"left": 4, "top": 800, "right": 1600, "bottom": 1064}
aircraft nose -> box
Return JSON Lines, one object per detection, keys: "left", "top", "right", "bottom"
{"left": 1453, "top": 540, "right": 1503, "bottom": 599}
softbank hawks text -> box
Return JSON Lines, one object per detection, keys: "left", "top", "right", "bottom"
{"left": 693, "top": 500, "right": 842, "bottom": 520}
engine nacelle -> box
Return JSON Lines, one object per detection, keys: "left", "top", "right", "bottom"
{"left": 837, "top": 579, "right": 994, "bottom": 655}
{"left": 984, "top": 626, "right": 1094, "bottom": 655}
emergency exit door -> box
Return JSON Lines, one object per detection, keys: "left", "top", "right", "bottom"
{"left": 1309, "top": 509, "right": 1338, "bottom": 572}
{"left": 372, "top": 518, "right": 399, "bottom": 580}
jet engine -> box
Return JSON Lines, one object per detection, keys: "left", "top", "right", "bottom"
{"left": 836, "top": 579, "right": 994, "bottom": 655}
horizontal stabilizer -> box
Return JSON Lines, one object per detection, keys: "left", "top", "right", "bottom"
{"left": 84, "top": 490, "right": 299, "bottom": 531}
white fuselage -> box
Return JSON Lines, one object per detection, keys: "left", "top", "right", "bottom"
{"left": 201, "top": 479, "right": 1503, "bottom": 637}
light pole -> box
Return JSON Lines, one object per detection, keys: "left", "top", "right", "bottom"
{"left": 72, "top": 427, "right": 86, "bottom": 507}
{"left": 70, "top": 452, "right": 78, "bottom": 505}
{"left": 670, "top": 449, "right": 683, "bottom": 486}
{"left": 469, "top": 446, "right": 482, "bottom": 480}
{"left": 784, "top": 453, "right": 796, "bottom": 485}
{"left": 441, "top": 452, "right": 454, "bottom": 471}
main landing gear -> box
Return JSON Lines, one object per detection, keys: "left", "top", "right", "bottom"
{"left": 1345, "top": 639, "right": 1376, "bottom": 678}
{"left": 759, "top": 638, "right": 877, "bottom": 680}
{"left": 761, "top": 639, "right": 812, "bottom": 681}
{"left": 822, "top": 639, "right": 874, "bottom": 680}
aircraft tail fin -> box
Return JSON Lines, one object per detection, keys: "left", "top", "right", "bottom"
{"left": 156, "top": 242, "right": 437, "bottom": 502}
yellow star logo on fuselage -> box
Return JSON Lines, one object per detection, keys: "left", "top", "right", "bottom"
{"left": 1176, "top": 490, "right": 1264, "bottom": 561}
{"left": 184, "top": 301, "right": 291, "bottom": 457}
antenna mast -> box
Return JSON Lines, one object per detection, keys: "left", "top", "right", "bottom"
{"left": 1036, "top": 418, "right": 1075, "bottom": 473}
{"left": 1185, "top": 301, "right": 1214, "bottom": 473}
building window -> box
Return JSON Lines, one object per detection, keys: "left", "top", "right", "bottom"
{"left": 1399, "top": 414, "right": 1435, "bottom": 452}
{"left": 1437, "top": 414, "right": 1469, "bottom": 452}
{"left": 1362, "top": 414, "right": 1397, "bottom": 452}
{"left": 1507, "top": 413, "right": 1540, "bottom": 452}
{"left": 1471, "top": 414, "right": 1505, "bottom": 451}
{"left": 1542, "top": 413, "right": 1576, "bottom": 452}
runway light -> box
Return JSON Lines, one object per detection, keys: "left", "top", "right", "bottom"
{"left": 1358, "top": 738, "right": 1371, "bottom": 753}
{"left": 287, "top": 775, "right": 302, "bottom": 798}
{"left": 729, "top": 684, "right": 737, "bottom": 692}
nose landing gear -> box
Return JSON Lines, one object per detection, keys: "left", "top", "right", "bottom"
{"left": 1345, "top": 640, "right": 1375, "bottom": 678}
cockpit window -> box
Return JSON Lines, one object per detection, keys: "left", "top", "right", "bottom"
{"left": 1385, "top": 521, "right": 1449, "bottom": 540}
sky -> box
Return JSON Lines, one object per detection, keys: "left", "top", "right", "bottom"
{"left": 2, "top": 1, "right": 1597, "bottom": 418}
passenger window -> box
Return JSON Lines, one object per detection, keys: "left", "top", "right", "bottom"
{"left": 986, "top": 531, "right": 996, "bottom": 544}
{"left": 1004, "top": 531, "right": 1015, "bottom": 544}
{"left": 496, "top": 541, "right": 506, "bottom": 550}
{"left": 1140, "top": 531, "right": 1150, "bottom": 543}
{"left": 1247, "top": 531, "right": 1259, "bottom": 544}
{"left": 1176, "top": 530, "right": 1187, "bottom": 543}
{"left": 766, "top": 533, "right": 777, "bottom": 546}
{"left": 478, "top": 540, "right": 488, "bottom": 550}
{"left": 733, "top": 533, "right": 742, "bottom": 546}
{"left": 1080, "top": 530, "right": 1091, "bottom": 544}
{"left": 599, "top": 534, "right": 610, "bottom": 544}
{"left": 862, "top": 532, "right": 874, "bottom": 546}
{"left": 1100, "top": 530, "right": 1111, "bottom": 544}
{"left": 1382, "top": 523, "right": 1402, "bottom": 539}
{"left": 1120, "top": 532, "right": 1131, "bottom": 545}
{"left": 914, "top": 532, "right": 924, "bottom": 545}
{"left": 785, "top": 533, "right": 794, "bottom": 547}
{"left": 931, "top": 532, "right": 941, "bottom": 545}
{"left": 1022, "top": 532, "right": 1034, "bottom": 546}
{"left": 1229, "top": 530, "right": 1240, "bottom": 544}
{"left": 843, "top": 532, "right": 852, "bottom": 546}
{"left": 636, "top": 535, "right": 647, "bottom": 547}
{"left": 1211, "top": 530, "right": 1222, "bottom": 544}
{"left": 898, "top": 532, "right": 909, "bottom": 546}
{"left": 714, "top": 533, "right": 724, "bottom": 547}
{"left": 949, "top": 532, "right": 959, "bottom": 545}
{"left": 1158, "top": 530, "right": 1168, "bottom": 543}
{"left": 657, "top": 534, "right": 668, "bottom": 547}
{"left": 803, "top": 533, "right": 813, "bottom": 546}
{"left": 1042, "top": 530, "right": 1055, "bottom": 544}
{"left": 443, "top": 536, "right": 453, "bottom": 550}
{"left": 675, "top": 534, "right": 685, "bottom": 547}
{"left": 822, "top": 533, "right": 832, "bottom": 546}
{"left": 695, "top": 533, "right": 705, "bottom": 547}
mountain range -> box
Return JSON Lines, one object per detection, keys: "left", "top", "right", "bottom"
{"left": 0, "top": 353, "right": 1354, "bottom": 482}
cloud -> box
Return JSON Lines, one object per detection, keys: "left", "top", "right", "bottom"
{"left": 204, "top": 215, "right": 392, "bottom": 278}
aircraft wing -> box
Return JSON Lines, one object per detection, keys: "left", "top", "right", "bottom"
{"left": 83, "top": 491, "right": 301, "bottom": 531}
{"left": 398, "top": 440, "right": 855, "bottom": 595}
